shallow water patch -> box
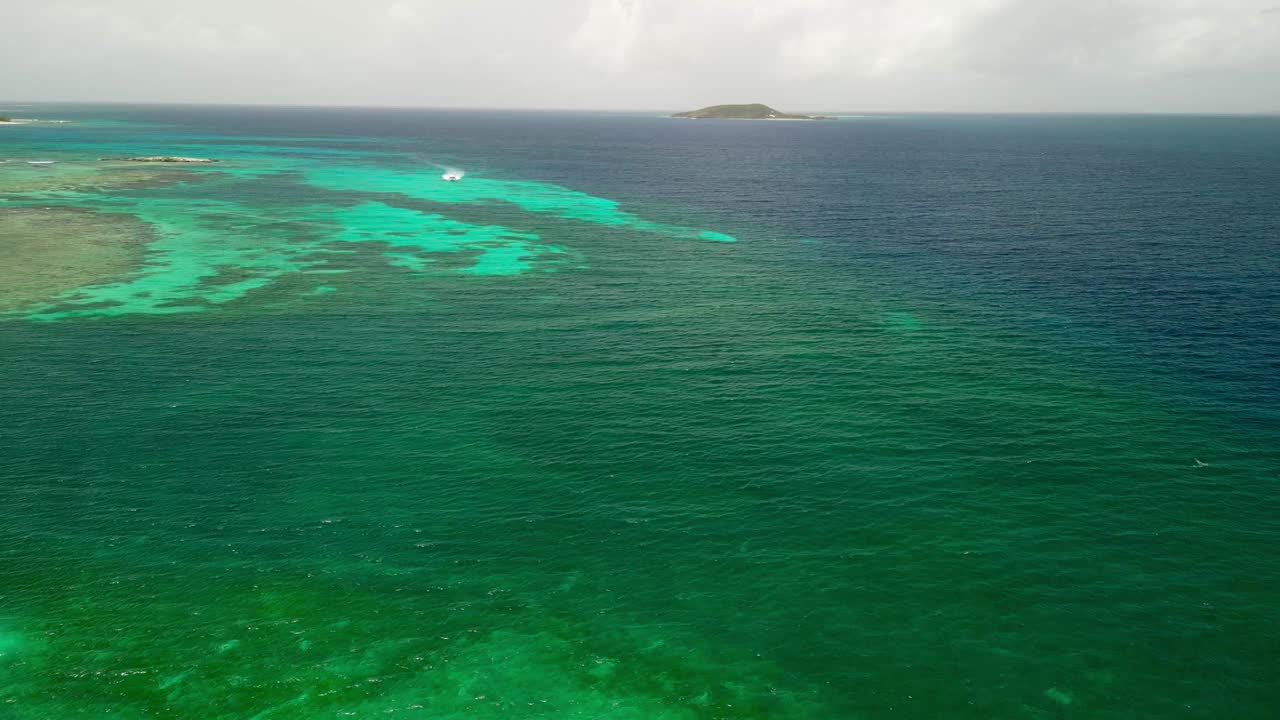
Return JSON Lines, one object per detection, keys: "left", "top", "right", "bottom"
{"left": 0, "top": 628, "right": 26, "bottom": 661}
{"left": 11, "top": 198, "right": 583, "bottom": 320}
{"left": 0, "top": 207, "right": 151, "bottom": 311}
{"left": 0, "top": 160, "right": 221, "bottom": 194}
{"left": 321, "top": 201, "right": 574, "bottom": 276}
{"left": 304, "top": 166, "right": 738, "bottom": 242}
{"left": 2, "top": 154, "right": 733, "bottom": 320}
{"left": 0, "top": 580, "right": 826, "bottom": 720}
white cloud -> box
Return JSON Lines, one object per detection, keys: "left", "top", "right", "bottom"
{"left": 570, "top": 0, "right": 643, "bottom": 70}
{"left": 1, "top": 0, "right": 1277, "bottom": 111}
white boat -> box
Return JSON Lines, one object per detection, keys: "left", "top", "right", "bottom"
{"left": 441, "top": 172, "right": 462, "bottom": 182}
{"left": 27, "top": 160, "right": 56, "bottom": 165}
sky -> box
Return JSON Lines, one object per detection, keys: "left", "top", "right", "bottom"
{"left": 3, "top": 0, "right": 1279, "bottom": 113}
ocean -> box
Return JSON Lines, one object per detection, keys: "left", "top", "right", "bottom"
{"left": 1, "top": 105, "right": 1277, "bottom": 718}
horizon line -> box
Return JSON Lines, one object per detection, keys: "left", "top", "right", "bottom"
{"left": 2, "top": 99, "right": 1279, "bottom": 117}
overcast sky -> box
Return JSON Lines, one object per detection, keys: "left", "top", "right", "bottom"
{"left": 3, "top": 0, "right": 1279, "bottom": 112}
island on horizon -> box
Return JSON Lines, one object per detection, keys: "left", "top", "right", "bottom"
{"left": 672, "top": 103, "right": 833, "bottom": 120}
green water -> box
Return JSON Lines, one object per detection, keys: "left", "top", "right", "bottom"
{"left": 1, "top": 108, "right": 1277, "bottom": 719}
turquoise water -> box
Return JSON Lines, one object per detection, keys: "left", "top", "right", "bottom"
{"left": 1, "top": 107, "right": 1278, "bottom": 718}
